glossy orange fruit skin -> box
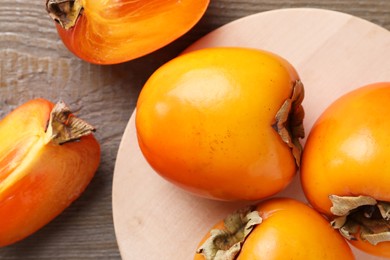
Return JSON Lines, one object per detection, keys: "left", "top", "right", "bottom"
{"left": 301, "top": 82, "right": 390, "bottom": 257}
{"left": 0, "top": 99, "right": 100, "bottom": 247}
{"left": 55, "top": 0, "right": 209, "bottom": 64}
{"left": 194, "top": 198, "right": 354, "bottom": 260}
{"left": 136, "top": 47, "right": 301, "bottom": 201}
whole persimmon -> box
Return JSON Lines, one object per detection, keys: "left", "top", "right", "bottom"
{"left": 46, "top": 0, "right": 209, "bottom": 64}
{"left": 136, "top": 47, "right": 305, "bottom": 201}
{"left": 0, "top": 99, "right": 100, "bottom": 247}
{"left": 194, "top": 198, "right": 354, "bottom": 260}
{"left": 301, "top": 82, "right": 390, "bottom": 257}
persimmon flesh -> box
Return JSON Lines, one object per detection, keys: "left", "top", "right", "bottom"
{"left": 0, "top": 99, "right": 100, "bottom": 247}
{"left": 46, "top": 0, "right": 210, "bottom": 64}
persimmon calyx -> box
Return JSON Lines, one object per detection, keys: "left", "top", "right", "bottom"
{"left": 272, "top": 80, "right": 305, "bottom": 167}
{"left": 46, "top": 101, "right": 95, "bottom": 145}
{"left": 196, "top": 206, "right": 262, "bottom": 260}
{"left": 330, "top": 195, "right": 390, "bottom": 245}
{"left": 46, "top": 0, "right": 83, "bottom": 30}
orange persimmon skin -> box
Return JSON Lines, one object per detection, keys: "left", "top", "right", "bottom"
{"left": 136, "top": 47, "right": 299, "bottom": 200}
{"left": 136, "top": 47, "right": 301, "bottom": 201}
{"left": 194, "top": 198, "right": 354, "bottom": 260}
{"left": 56, "top": 0, "right": 210, "bottom": 64}
{"left": 0, "top": 99, "right": 100, "bottom": 247}
{"left": 301, "top": 82, "right": 390, "bottom": 257}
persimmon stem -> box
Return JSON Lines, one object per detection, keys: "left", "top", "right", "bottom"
{"left": 196, "top": 206, "right": 262, "bottom": 260}
{"left": 46, "top": 0, "right": 83, "bottom": 30}
{"left": 46, "top": 101, "right": 95, "bottom": 145}
{"left": 272, "top": 80, "right": 305, "bottom": 167}
{"left": 330, "top": 195, "right": 390, "bottom": 245}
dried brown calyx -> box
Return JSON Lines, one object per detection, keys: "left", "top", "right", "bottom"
{"left": 196, "top": 206, "right": 262, "bottom": 260}
{"left": 46, "top": 0, "right": 83, "bottom": 30}
{"left": 272, "top": 80, "right": 305, "bottom": 167}
{"left": 46, "top": 101, "right": 95, "bottom": 145}
{"left": 330, "top": 195, "right": 390, "bottom": 245}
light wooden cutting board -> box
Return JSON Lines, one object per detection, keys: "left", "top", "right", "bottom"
{"left": 113, "top": 8, "right": 390, "bottom": 260}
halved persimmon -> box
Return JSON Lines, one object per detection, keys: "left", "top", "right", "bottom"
{"left": 46, "top": 0, "right": 210, "bottom": 64}
{"left": 0, "top": 99, "right": 100, "bottom": 247}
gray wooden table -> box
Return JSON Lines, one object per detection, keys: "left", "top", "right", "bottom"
{"left": 0, "top": 0, "right": 389, "bottom": 259}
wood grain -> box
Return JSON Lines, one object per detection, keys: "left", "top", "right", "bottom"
{"left": 0, "top": 1, "right": 389, "bottom": 259}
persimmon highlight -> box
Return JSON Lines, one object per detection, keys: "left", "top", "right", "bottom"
{"left": 0, "top": 99, "right": 100, "bottom": 247}
{"left": 46, "top": 0, "right": 210, "bottom": 64}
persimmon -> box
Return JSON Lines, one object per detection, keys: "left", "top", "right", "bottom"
{"left": 194, "top": 198, "right": 354, "bottom": 259}
{"left": 301, "top": 82, "right": 390, "bottom": 257}
{"left": 46, "top": 0, "right": 210, "bottom": 64}
{"left": 0, "top": 99, "right": 100, "bottom": 247}
{"left": 136, "top": 47, "right": 305, "bottom": 201}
